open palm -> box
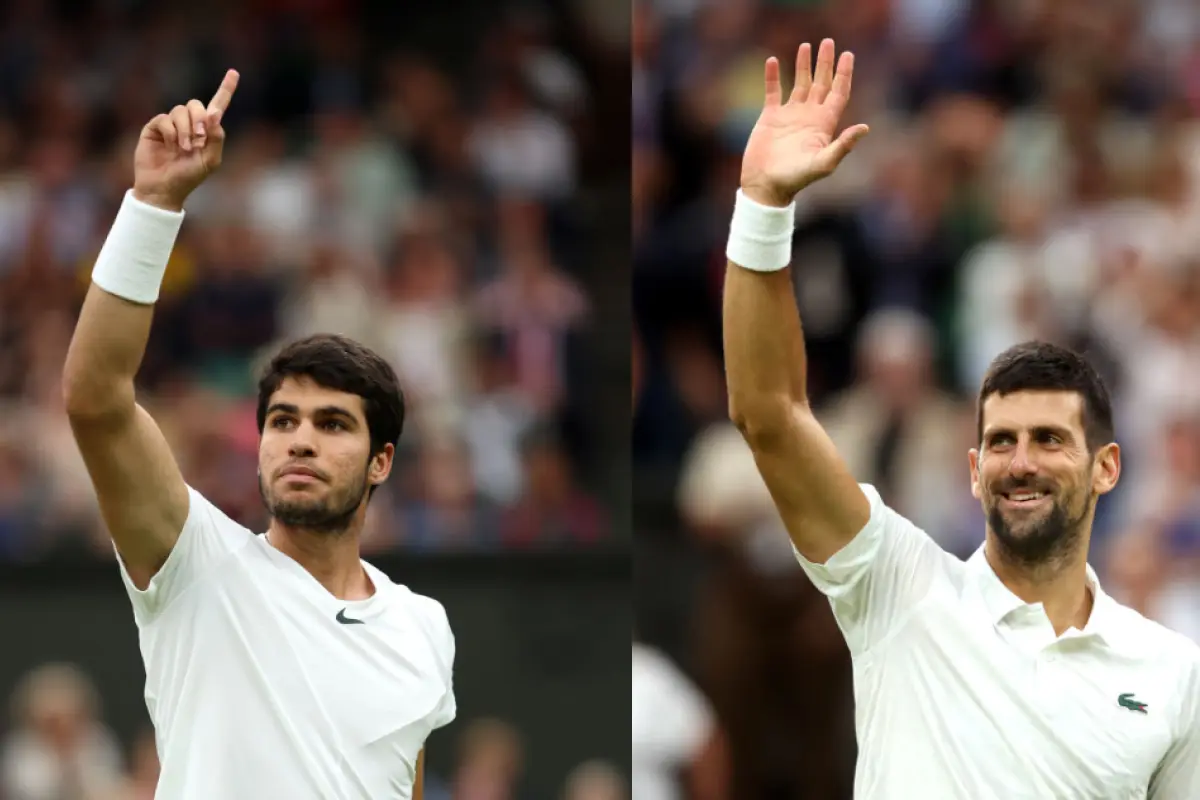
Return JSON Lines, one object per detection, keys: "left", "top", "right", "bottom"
{"left": 740, "top": 39, "right": 869, "bottom": 207}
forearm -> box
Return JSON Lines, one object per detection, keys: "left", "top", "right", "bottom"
{"left": 63, "top": 285, "right": 154, "bottom": 415}
{"left": 722, "top": 190, "right": 808, "bottom": 433}
{"left": 723, "top": 261, "right": 808, "bottom": 423}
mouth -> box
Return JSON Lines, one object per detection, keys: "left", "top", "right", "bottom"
{"left": 280, "top": 473, "right": 320, "bottom": 484}
{"left": 279, "top": 467, "right": 323, "bottom": 483}
{"left": 999, "top": 490, "right": 1050, "bottom": 509}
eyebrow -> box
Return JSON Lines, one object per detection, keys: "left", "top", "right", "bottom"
{"left": 984, "top": 424, "right": 1076, "bottom": 441}
{"left": 266, "top": 403, "right": 359, "bottom": 424}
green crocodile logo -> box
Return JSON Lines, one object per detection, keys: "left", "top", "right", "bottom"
{"left": 1117, "top": 693, "right": 1148, "bottom": 714}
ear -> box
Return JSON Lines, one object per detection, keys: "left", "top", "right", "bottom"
{"left": 968, "top": 448, "right": 982, "bottom": 500}
{"left": 1092, "top": 442, "right": 1120, "bottom": 495}
{"left": 369, "top": 443, "right": 395, "bottom": 486}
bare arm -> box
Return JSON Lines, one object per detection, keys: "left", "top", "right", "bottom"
{"left": 63, "top": 70, "right": 239, "bottom": 589}
{"left": 724, "top": 40, "right": 870, "bottom": 563}
{"left": 64, "top": 287, "right": 189, "bottom": 588}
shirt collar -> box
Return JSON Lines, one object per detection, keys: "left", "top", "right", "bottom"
{"left": 965, "top": 544, "right": 1132, "bottom": 653}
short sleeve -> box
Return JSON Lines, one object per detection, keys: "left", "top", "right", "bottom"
{"left": 426, "top": 600, "right": 457, "bottom": 731}
{"left": 1150, "top": 653, "right": 1200, "bottom": 798}
{"left": 794, "top": 483, "right": 946, "bottom": 655}
{"left": 115, "top": 486, "right": 249, "bottom": 627}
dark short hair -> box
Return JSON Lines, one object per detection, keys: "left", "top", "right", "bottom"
{"left": 256, "top": 334, "right": 405, "bottom": 459}
{"left": 977, "top": 341, "right": 1114, "bottom": 453}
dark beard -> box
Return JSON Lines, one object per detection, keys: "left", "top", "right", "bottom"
{"left": 259, "top": 469, "right": 369, "bottom": 536}
{"left": 986, "top": 490, "right": 1089, "bottom": 571}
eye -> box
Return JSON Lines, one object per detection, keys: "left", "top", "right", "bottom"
{"left": 1038, "top": 431, "right": 1063, "bottom": 445}
{"left": 270, "top": 417, "right": 294, "bottom": 430}
{"left": 989, "top": 434, "right": 1014, "bottom": 448}
{"left": 320, "top": 419, "right": 346, "bottom": 431}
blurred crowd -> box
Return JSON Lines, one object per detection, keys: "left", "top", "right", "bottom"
{"left": 0, "top": 661, "right": 628, "bottom": 800}
{"left": 0, "top": 0, "right": 619, "bottom": 562}
{"left": 634, "top": 0, "right": 1200, "bottom": 797}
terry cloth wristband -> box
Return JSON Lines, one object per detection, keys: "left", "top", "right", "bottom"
{"left": 91, "top": 190, "right": 185, "bottom": 305}
{"left": 725, "top": 189, "right": 796, "bottom": 272}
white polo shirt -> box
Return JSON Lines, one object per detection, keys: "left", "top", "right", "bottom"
{"left": 115, "top": 487, "right": 456, "bottom": 800}
{"left": 795, "top": 484, "right": 1200, "bottom": 799}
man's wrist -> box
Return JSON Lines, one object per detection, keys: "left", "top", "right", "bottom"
{"left": 725, "top": 189, "right": 796, "bottom": 272}
{"left": 132, "top": 187, "right": 185, "bottom": 214}
{"left": 739, "top": 182, "right": 795, "bottom": 209}
{"left": 91, "top": 189, "right": 185, "bottom": 305}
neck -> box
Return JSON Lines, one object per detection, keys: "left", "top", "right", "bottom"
{"left": 984, "top": 537, "right": 1093, "bottom": 636}
{"left": 266, "top": 517, "right": 374, "bottom": 601}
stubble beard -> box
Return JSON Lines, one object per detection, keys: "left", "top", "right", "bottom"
{"left": 986, "top": 483, "right": 1090, "bottom": 574}
{"left": 259, "top": 467, "right": 370, "bottom": 537}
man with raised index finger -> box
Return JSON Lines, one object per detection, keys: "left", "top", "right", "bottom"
{"left": 63, "top": 70, "right": 453, "bottom": 800}
{"left": 722, "top": 38, "right": 1200, "bottom": 798}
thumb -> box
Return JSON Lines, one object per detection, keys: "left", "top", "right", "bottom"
{"left": 812, "top": 124, "right": 870, "bottom": 176}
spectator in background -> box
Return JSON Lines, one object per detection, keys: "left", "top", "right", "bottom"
{"left": 461, "top": 329, "right": 539, "bottom": 506}
{"left": 469, "top": 75, "right": 576, "bottom": 203}
{"left": 474, "top": 197, "right": 590, "bottom": 415}
{"left": 631, "top": 642, "right": 719, "bottom": 800}
{"left": 676, "top": 436, "right": 856, "bottom": 800}
{"left": 561, "top": 760, "right": 626, "bottom": 800}
{"left": 380, "top": 206, "right": 474, "bottom": 434}
{"left": 818, "top": 308, "right": 976, "bottom": 555}
{"left": 276, "top": 235, "right": 387, "bottom": 357}
{"left": 1, "top": 663, "right": 123, "bottom": 800}
{"left": 1103, "top": 526, "right": 1200, "bottom": 644}
{"left": 450, "top": 717, "right": 525, "bottom": 800}
{"left": 397, "top": 433, "right": 502, "bottom": 552}
{"left": 0, "top": 431, "right": 53, "bottom": 561}
{"left": 97, "top": 729, "right": 158, "bottom": 800}
{"left": 500, "top": 426, "right": 605, "bottom": 548}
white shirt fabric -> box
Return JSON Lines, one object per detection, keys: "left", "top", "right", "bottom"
{"left": 631, "top": 643, "right": 713, "bottom": 800}
{"left": 115, "top": 487, "right": 456, "bottom": 800}
{"left": 795, "top": 484, "right": 1200, "bottom": 799}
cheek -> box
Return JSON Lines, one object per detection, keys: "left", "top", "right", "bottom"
{"left": 332, "top": 447, "right": 371, "bottom": 479}
{"left": 258, "top": 440, "right": 281, "bottom": 468}
{"left": 976, "top": 462, "right": 998, "bottom": 491}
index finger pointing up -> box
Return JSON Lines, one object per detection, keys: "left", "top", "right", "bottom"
{"left": 207, "top": 69, "right": 240, "bottom": 120}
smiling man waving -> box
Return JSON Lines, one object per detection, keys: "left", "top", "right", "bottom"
{"left": 722, "top": 38, "right": 1200, "bottom": 798}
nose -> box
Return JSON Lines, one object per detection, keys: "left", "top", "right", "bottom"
{"left": 1008, "top": 438, "right": 1038, "bottom": 479}
{"left": 289, "top": 441, "right": 316, "bottom": 458}
{"left": 287, "top": 420, "right": 317, "bottom": 458}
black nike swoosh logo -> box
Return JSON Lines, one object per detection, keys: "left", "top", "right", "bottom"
{"left": 336, "top": 609, "right": 365, "bottom": 625}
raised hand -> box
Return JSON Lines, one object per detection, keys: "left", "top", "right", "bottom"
{"left": 739, "top": 40, "right": 869, "bottom": 208}
{"left": 133, "top": 69, "right": 240, "bottom": 212}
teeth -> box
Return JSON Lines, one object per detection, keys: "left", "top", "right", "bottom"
{"left": 1010, "top": 493, "right": 1044, "bottom": 501}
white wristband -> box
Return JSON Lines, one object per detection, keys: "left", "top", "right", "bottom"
{"left": 725, "top": 189, "right": 796, "bottom": 272}
{"left": 91, "top": 190, "right": 185, "bottom": 305}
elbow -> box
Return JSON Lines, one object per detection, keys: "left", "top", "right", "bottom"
{"left": 62, "top": 369, "right": 133, "bottom": 423}
{"left": 61, "top": 371, "right": 87, "bottom": 418}
{"left": 61, "top": 364, "right": 92, "bottom": 418}
{"left": 728, "top": 395, "right": 801, "bottom": 449}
